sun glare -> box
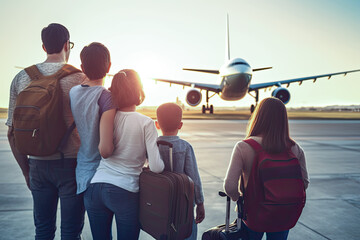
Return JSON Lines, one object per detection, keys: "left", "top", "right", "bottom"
{"left": 103, "top": 65, "right": 186, "bottom": 107}
{"left": 139, "top": 71, "right": 186, "bottom": 107}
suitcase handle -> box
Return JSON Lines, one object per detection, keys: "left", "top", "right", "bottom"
{"left": 157, "top": 140, "right": 173, "bottom": 148}
{"left": 218, "top": 191, "right": 243, "bottom": 233}
{"left": 157, "top": 140, "right": 174, "bottom": 172}
{"left": 219, "top": 191, "right": 231, "bottom": 232}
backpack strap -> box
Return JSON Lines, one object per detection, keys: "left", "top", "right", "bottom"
{"left": 57, "top": 121, "right": 76, "bottom": 159}
{"left": 243, "top": 138, "right": 263, "bottom": 153}
{"left": 239, "top": 174, "right": 246, "bottom": 220}
{"left": 25, "top": 64, "right": 81, "bottom": 81}
{"left": 54, "top": 65, "right": 80, "bottom": 159}
{"left": 55, "top": 64, "right": 81, "bottom": 80}
{"left": 24, "top": 65, "right": 43, "bottom": 80}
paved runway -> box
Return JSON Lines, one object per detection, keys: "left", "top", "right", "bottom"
{"left": 0, "top": 119, "right": 359, "bottom": 240}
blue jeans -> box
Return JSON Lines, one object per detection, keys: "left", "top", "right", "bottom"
{"left": 243, "top": 223, "right": 289, "bottom": 240}
{"left": 84, "top": 183, "right": 140, "bottom": 240}
{"left": 29, "top": 158, "right": 85, "bottom": 240}
{"left": 185, "top": 219, "right": 197, "bottom": 240}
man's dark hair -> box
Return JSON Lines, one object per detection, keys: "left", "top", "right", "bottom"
{"left": 80, "top": 42, "right": 111, "bottom": 80}
{"left": 41, "top": 23, "right": 70, "bottom": 54}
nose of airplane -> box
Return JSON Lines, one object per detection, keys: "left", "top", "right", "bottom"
{"left": 220, "top": 73, "right": 252, "bottom": 100}
{"left": 225, "top": 73, "right": 252, "bottom": 88}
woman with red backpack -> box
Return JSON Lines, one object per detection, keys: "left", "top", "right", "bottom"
{"left": 224, "top": 97, "right": 309, "bottom": 240}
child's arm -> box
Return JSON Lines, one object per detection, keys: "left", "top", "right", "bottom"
{"left": 98, "top": 109, "right": 116, "bottom": 158}
{"left": 145, "top": 120, "right": 164, "bottom": 173}
{"left": 98, "top": 90, "right": 116, "bottom": 158}
{"left": 223, "top": 142, "right": 243, "bottom": 201}
{"left": 184, "top": 143, "right": 205, "bottom": 223}
{"left": 184, "top": 144, "right": 204, "bottom": 205}
{"left": 195, "top": 202, "right": 205, "bottom": 224}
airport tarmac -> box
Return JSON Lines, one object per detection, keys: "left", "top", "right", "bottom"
{"left": 0, "top": 119, "right": 359, "bottom": 240}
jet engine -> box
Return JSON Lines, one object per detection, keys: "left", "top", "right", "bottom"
{"left": 186, "top": 89, "right": 202, "bottom": 106}
{"left": 271, "top": 87, "right": 291, "bottom": 104}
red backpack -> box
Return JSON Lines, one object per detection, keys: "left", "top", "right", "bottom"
{"left": 242, "top": 138, "right": 306, "bottom": 232}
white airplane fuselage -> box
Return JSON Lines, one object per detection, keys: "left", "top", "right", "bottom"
{"left": 153, "top": 14, "right": 360, "bottom": 114}
{"left": 218, "top": 58, "right": 253, "bottom": 101}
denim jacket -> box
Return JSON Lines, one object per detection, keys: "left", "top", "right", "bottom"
{"left": 157, "top": 135, "right": 204, "bottom": 204}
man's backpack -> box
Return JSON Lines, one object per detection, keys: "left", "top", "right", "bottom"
{"left": 12, "top": 64, "right": 81, "bottom": 156}
{"left": 242, "top": 138, "right": 306, "bottom": 232}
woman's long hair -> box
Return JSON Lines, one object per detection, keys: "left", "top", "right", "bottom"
{"left": 246, "top": 97, "right": 295, "bottom": 153}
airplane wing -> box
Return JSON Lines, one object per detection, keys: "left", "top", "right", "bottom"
{"left": 249, "top": 69, "right": 360, "bottom": 91}
{"left": 154, "top": 78, "right": 222, "bottom": 93}
{"left": 183, "top": 66, "right": 272, "bottom": 74}
{"left": 183, "top": 68, "right": 219, "bottom": 74}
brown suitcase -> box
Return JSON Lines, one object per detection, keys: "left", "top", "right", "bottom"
{"left": 139, "top": 140, "right": 194, "bottom": 240}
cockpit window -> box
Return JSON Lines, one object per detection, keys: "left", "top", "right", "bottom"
{"left": 229, "top": 62, "right": 250, "bottom": 67}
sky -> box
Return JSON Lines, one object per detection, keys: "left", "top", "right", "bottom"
{"left": 0, "top": 0, "right": 359, "bottom": 109}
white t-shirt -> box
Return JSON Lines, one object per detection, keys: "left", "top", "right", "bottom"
{"left": 91, "top": 111, "right": 164, "bottom": 192}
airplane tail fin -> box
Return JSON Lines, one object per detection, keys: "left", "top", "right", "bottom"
{"left": 226, "top": 14, "right": 230, "bottom": 61}
{"left": 253, "top": 67, "right": 273, "bottom": 72}
{"left": 182, "top": 14, "right": 230, "bottom": 75}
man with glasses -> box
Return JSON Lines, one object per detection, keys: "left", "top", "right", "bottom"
{"left": 6, "top": 23, "right": 86, "bottom": 240}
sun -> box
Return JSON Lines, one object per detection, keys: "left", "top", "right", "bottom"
{"left": 139, "top": 71, "right": 187, "bottom": 107}
{"left": 103, "top": 63, "right": 187, "bottom": 107}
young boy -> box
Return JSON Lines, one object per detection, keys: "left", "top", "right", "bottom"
{"left": 156, "top": 102, "right": 205, "bottom": 240}
{"left": 69, "top": 42, "right": 116, "bottom": 195}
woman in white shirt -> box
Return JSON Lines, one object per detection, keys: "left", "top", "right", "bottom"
{"left": 85, "top": 69, "right": 164, "bottom": 240}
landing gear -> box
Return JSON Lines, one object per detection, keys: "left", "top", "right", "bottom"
{"left": 202, "top": 90, "right": 216, "bottom": 114}
{"left": 249, "top": 89, "right": 259, "bottom": 113}
{"left": 202, "top": 104, "right": 214, "bottom": 114}
{"left": 250, "top": 104, "right": 255, "bottom": 113}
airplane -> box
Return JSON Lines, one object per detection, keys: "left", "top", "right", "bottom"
{"left": 154, "top": 15, "right": 360, "bottom": 114}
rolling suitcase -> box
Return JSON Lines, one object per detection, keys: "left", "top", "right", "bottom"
{"left": 139, "top": 140, "right": 195, "bottom": 240}
{"left": 202, "top": 191, "right": 247, "bottom": 240}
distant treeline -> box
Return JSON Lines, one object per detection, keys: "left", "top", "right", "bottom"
{"left": 290, "top": 106, "right": 360, "bottom": 112}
